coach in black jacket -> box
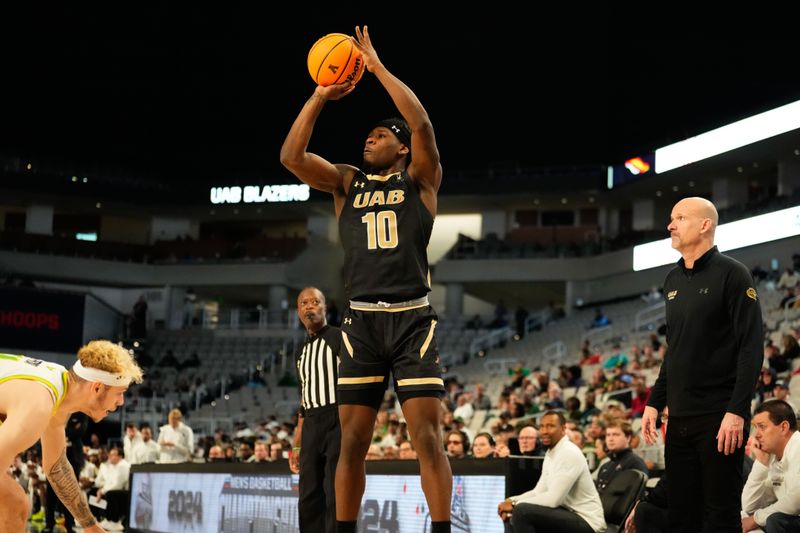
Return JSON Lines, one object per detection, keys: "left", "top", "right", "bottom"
{"left": 642, "top": 197, "right": 763, "bottom": 533}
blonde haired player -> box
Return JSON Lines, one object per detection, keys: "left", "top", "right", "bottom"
{"left": 0, "top": 340, "right": 143, "bottom": 532}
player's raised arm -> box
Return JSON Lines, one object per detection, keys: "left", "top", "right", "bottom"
{"left": 280, "top": 84, "right": 358, "bottom": 196}
{"left": 352, "top": 26, "right": 442, "bottom": 199}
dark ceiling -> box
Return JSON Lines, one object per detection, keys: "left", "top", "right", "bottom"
{"left": 2, "top": 3, "right": 800, "bottom": 190}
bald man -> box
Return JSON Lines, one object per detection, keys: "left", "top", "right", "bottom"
{"left": 642, "top": 197, "right": 763, "bottom": 533}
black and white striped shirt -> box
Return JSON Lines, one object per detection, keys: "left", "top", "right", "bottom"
{"left": 295, "top": 325, "right": 341, "bottom": 415}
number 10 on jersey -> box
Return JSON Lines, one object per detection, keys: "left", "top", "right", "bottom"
{"left": 361, "top": 211, "right": 398, "bottom": 250}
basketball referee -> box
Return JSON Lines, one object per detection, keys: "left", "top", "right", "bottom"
{"left": 290, "top": 287, "right": 341, "bottom": 533}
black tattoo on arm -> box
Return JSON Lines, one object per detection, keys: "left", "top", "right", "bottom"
{"left": 48, "top": 451, "right": 97, "bottom": 528}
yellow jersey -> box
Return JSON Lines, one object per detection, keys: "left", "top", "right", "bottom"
{"left": 0, "top": 353, "right": 70, "bottom": 414}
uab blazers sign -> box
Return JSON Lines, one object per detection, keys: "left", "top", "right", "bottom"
{"left": 0, "top": 287, "right": 84, "bottom": 352}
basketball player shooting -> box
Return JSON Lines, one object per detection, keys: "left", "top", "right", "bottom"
{"left": 0, "top": 341, "right": 143, "bottom": 533}
{"left": 281, "top": 25, "right": 453, "bottom": 533}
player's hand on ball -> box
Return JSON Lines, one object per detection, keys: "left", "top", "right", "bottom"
{"left": 315, "top": 81, "right": 355, "bottom": 101}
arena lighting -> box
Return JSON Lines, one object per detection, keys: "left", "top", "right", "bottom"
{"left": 632, "top": 205, "right": 800, "bottom": 271}
{"left": 210, "top": 184, "right": 310, "bottom": 204}
{"left": 624, "top": 157, "right": 650, "bottom": 175}
{"left": 655, "top": 99, "right": 800, "bottom": 174}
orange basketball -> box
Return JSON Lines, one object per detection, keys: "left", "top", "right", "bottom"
{"left": 307, "top": 33, "right": 365, "bottom": 87}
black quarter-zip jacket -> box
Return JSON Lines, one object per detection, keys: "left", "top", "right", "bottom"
{"left": 648, "top": 246, "right": 763, "bottom": 419}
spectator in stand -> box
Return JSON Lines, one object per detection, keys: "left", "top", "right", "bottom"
{"left": 472, "top": 383, "right": 492, "bottom": 411}
{"left": 579, "top": 346, "right": 601, "bottom": 366}
{"left": 602, "top": 343, "right": 629, "bottom": 371}
{"left": 756, "top": 368, "right": 778, "bottom": 404}
{"left": 445, "top": 430, "right": 469, "bottom": 459}
{"left": 158, "top": 409, "right": 194, "bottom": 463}
{"left": 741, "top": 400, "right": 800, "bottom": 532}
{"left": 544, "top": 382, "right": 564, "bottom": 409}
{"left": 580, "top": 391, "right": 601, "bottom": 425}
{"left": 91, "top": 447, "right": 131, "bottom": 531}
{"left": 207, "top": 445, "right": 225, "bottom": 463}
{"left": 518, "top": 426, "right": 545, "bottom": 457}
{"left": 777, "top": 266, "right": 799, "bottom": 290}
{"left": 248, "top": 441, "right": 270, "bottom": 463}
{"left": 782, "top": 334, "right": 800, "bottom": 361}
{"left": 642, "top": 285, "right": 663, "bottom": 303}
{"left": 508, "top": 360, "right": 531, "bottom": 388}
{"left": 238, "top": 442, "right": 254, "bottom": 462}
{"left": 588, "top": 308, "right": 610, "bottom": 329}
{"left": 123, "top": 423, "right": 141, "bottom": 462}
{"left": 595, "top": 420, "right": 648, "bottom": 492}
{"left": 452, "top": 393, "right": 475, "bottom": 426}
{"left": 630, "top": 378, "right": 652, "bottom": 418}
{"left": 269, "top": 442, "right": 285, "bottom": 462}
{"left": 131, "top": 425, "right": 159, "bottom": 465}
{"left": 565, "top": 397, "right": 582, "bottom": 423}
{"left": 79, "top": 450, "right": 100, "bottom": 495}
{"left": 472, "top": 433, "right": 498, "bottom": 459}
{"left": 399, "top": 441, "right": 417, "bottom": 460}
{"left": 770, "top": 380, "right": 798, "bottom": 415}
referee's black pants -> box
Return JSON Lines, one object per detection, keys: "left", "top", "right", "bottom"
{"left": 666, "top": 412, "right": 745, "bottom": 533}
{"left": 299, "top": 404, "right": 340, "bottom": 533}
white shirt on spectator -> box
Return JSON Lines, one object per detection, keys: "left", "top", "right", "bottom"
{"left": 157, "top": 422, "right": 194, "bottom": 463}
{"left": 131, "top": 440, "right": 160, "bottom": 465}
{"left": 777, "top": 270, "right": 799, "bottom": 289}
{"left": 123, "top": 432, "right": 142, "bottom": 462}
{"left": 511, "top": 435, "right": 607, "bottom": 532}
{"left": 453, "top": 402, "right": 475, "bottom": 426}
{"left": 80, "top": 461, "right": 98, "bottom": 484}
{"left": 741, "top": 431, "right": 800, "bottom": 526}
{"left": 95, "top": 459, "right": 131, "bottom": 492}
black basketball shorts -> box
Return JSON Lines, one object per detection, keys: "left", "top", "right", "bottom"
{"left": 337, "top": 302, "right": 445, "bottom": 409}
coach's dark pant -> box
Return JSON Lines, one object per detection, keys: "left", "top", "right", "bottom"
{"left": 666, "top": 413, "right": 745, "bottom": 533}
{"left": 634, "top": 501, "right": 668, "bottom": 533}
{"left": 299, "top": 404, "right": 340, "bottom": 533}
{"left": 511, "top": 503, "right": 595, "bottom": 533}
{"left": 766, "top": 513, "right": 800, "bottom": 533}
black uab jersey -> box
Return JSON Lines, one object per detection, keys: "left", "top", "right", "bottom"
{"left": 339, "top": 169, "right": 433, "bottom": 302}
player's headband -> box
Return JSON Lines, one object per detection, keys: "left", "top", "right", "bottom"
{"left": 73, "top": 360, "right": 132, "bottom": 387}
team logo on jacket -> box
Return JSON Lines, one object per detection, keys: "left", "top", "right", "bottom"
{"left": 746, "top": 287, "right": 758, "bottom": 301}
{"left": 667, "top": 290, "right": 678, "bottom": 300}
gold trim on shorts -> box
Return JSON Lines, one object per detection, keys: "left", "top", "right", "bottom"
{"left": 338, "top": 376, "right": 386, "bottom": 385}
{"left": 342, "top": 332, "right": 354, "bottom": 358}
{"left": 396, "top": 377, "right": 444, "bottom": 387}
{"left": 419, "top": 319, "right": 437, "bottom": 358}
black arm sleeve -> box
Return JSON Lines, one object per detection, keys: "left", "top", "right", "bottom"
{"left": 724, "top": 266, "right": 763, "bottom": 418}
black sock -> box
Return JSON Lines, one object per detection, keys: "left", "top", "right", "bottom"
{"left": 431, "top": 521, "right": 451, "bottom": 533}
{"left": 336, "top": 520, "right": 357, "bottom": 533}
